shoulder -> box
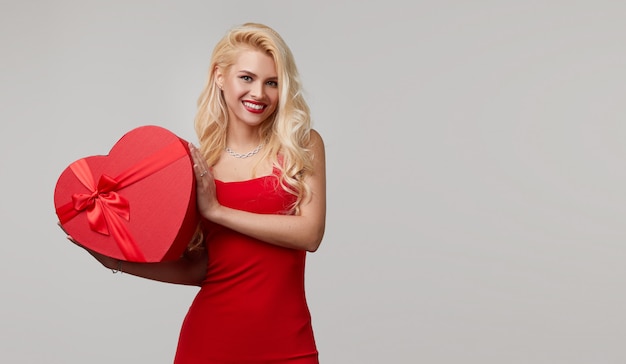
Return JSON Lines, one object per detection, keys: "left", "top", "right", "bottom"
{"left": 307, "top": 128, "right": 325, "bottom": 150}
{"left": 307, "top": 129, "right": 325, "bottom": 166}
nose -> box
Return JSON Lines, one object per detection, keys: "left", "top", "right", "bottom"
{"left": 250, "top": 81, "right": 265, "bottom": 99}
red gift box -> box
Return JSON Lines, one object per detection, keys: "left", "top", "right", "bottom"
{"left": 54, "top": 125, "right": 199, "bottom": 262}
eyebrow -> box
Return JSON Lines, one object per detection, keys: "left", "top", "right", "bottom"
{"left": 238, "top": 70, "right": 278, "bottom": 80}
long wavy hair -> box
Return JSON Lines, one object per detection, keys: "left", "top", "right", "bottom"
{"left": 194, "top": 23, "right": 313, "bottom": 213}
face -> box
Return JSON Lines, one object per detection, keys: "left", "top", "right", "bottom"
{"left": 216, "top": 49, "right": 279, "bottom": 127}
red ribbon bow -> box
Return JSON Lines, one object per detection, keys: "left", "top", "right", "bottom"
{"left": 71, "top": 173, "right": 130, "bottom": 236}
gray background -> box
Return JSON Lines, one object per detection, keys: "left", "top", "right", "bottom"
{"left": 1, "top": 1, "right": 625, "bottom": 363}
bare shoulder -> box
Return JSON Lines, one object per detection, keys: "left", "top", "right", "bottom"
{"left": 308, "top": 128, "right": 325, "bottom": 151}
{"left": 307, "top": 129, "right": 325, "bottom": 172}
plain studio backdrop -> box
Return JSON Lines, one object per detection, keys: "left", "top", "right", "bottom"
{"left": 1, "top": 1, "right": 625, "bottom": 363}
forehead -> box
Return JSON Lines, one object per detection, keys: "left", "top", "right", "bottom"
{"left": 230, "top": 49, "right": 277, "bottom": 77}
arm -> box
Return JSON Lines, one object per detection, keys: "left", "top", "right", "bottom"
{"left": 95, "top": 248, "right": 207, "bottom": 286}
{"left": 190, "top": 130, "right": 326, "bottom": 252}
{"left": 60, "top": 223, "right": 208, "bottom": 286}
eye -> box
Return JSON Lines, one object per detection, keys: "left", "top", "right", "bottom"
{"left": 266, "top": 80, "right": 278, "bottom": 87}
{"left": 240, "top": 75, "right": 252, "bottom": 82}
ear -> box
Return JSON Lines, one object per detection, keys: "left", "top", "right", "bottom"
{"left": 214, "top": 66, "right": 224, "bottom": 89}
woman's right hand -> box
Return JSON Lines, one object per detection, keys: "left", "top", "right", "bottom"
{"left": 57, "top": 222, "right": 207, "bottom": 285}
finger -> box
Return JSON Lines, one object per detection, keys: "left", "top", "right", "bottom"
{"left": 65, "top": 235, "right": 87, "bottom": 250}
{"left": 192, "top": 162, "right": 207, "bottom": 177}
{"left": 189, "top": 143, "right": 210, "bottom": 179}
{"left": 194, "top": 150, "right": 208, "bottom": 172}
{"left": 189, "top": 143, "right": 203, "bottom": 167}
{"left": 189, "top": 144, "right": 200, "bottom": 165}
{"left": 57, "top": 221, "right": 68, "bottom": 235}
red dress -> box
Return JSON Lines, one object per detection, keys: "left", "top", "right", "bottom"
{"left": 174, "top": 172, "right": 318, "bottom": 364}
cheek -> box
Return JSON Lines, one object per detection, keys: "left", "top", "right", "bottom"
{"left": 223, "top": 87, "right": 243, "bottom": 104}
{"left": 269, "top": 91, "right": 280, "bottom": 108}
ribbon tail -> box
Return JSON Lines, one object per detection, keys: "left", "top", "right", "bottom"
{"left": 85, "top": 199, "right": 110, "bottom": 235}
{"left": 105, "top": 209, "right": 146, "bottom": 262}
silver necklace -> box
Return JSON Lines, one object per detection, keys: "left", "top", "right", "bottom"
{"left": 225, "top": 142, "right": 264, "bottom": 159}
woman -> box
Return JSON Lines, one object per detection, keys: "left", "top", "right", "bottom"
{"left": 68, "top": 23, "right": 326, "bottom": 363}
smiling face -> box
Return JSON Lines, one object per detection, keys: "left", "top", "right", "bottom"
{"left": 216, "top": 49, "right": 279, "bottom": 128}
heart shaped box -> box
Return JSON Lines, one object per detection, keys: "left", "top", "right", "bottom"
{"left": 54, "top": 125, "right": 199, "bottom": 262}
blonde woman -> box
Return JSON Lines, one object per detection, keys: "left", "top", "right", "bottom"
{"left": 69, "top": 23, "right": 326, "bottom": 363}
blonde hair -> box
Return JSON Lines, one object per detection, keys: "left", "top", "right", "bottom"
{"left": 194, "top": 22, "right": 313, "bottom": 213}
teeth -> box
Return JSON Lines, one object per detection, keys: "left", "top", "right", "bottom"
{"left": 243, "top": 101, "right": 264, "bottom": 110}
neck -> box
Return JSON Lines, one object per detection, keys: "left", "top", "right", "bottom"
{"left": 225, "top": 124, "right": 261, "bottom": 150}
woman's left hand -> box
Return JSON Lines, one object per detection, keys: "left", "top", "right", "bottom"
{"left": 189, "top": 143, "right": 221, "bottom": 221}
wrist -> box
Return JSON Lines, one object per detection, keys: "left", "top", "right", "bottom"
{"left": 111, "top": 259, "right": 123, "bottom": 274}
{"left": 203, "top": 203, "right": 224, "bottom": 223}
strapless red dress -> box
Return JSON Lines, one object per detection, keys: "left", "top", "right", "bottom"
{"left": 174, "top": 173, "right": 318, "bottom": 363}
